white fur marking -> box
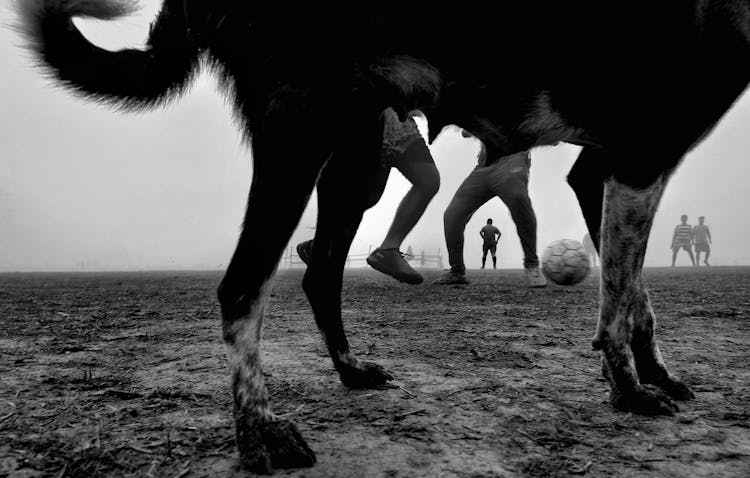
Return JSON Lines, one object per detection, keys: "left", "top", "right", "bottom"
{"left": 225, "top": 277, "right": 275, "bottom": 417}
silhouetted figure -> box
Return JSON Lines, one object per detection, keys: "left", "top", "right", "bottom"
{"left": 479, "top": 219, "right": 501, "bottom": 269}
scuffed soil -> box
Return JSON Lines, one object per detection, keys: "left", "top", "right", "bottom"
{"left": 0, "top": 267, "right": 748, "bottom": 477}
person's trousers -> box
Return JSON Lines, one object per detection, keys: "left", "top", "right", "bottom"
{"left": 443, "top": 152, "right": 538, "bottom": 273}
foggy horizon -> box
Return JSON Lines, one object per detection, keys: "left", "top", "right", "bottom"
{"left": 2, "top": 3, "right": 749, "bottom": 273}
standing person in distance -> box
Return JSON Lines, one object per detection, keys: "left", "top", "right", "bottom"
{"left": 692, "top": 215, "right": 713, "bottom": 266}
{"left": 671, "top": 214, "right": 696, "bottom": 266}
{"left": 479, "top": 219, "right": 501, "bottom": 269}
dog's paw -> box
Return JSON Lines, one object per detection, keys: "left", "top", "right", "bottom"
{"left": 611, "top": 384, "right": 679, "bottom": 416}
{"left": 237, "top": 419, "right": 316, "bottom": 474}
{"left": 339, "top": 360, "right": 394, "bottom": 389}
{"left": 652, "top": 375, "right": 695, "bottom": 401}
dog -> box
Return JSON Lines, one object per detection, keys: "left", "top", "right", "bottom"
{"left": 16, "top": 1, "right": 750, "bottom": 473}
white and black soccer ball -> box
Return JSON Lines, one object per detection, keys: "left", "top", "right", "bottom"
{"left": 541, "top": 239, "right": 591, "bottom": 285}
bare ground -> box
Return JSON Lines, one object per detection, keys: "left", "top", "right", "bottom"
{"left": 1, "top": 267, "right": 748, "bottom": 477}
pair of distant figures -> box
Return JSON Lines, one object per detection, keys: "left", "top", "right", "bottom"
{"left": 580, "top": 215, "right": 714, "bottom": 268}
{"left": 671, "top": 215, "right": 713, "bottom": 266}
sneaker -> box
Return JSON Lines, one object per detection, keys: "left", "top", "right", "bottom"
{"left": 296, "top": 240, "right": 313, "bottom": 266}
{"left": 367, "top": 248, "right": 423, "bottom": 284}
{"left": 524, "top": 267, "right": 547, "bottom": 288}
{"left": 432, "top": 270, "right": 469, "bottom": 285}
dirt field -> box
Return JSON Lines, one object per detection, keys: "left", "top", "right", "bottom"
{"left": 1, "top": 266, "right": 748, "bottom": 477}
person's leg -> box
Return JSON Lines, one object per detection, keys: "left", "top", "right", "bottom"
{"left": 695, "top": 250, "right": 702, "bottom": 265}
{"left": 433, "top": 167, "right": 493, "bottom": 284}
{"left": 368, "top": 139, "right": 439, "bottom": 284}
{"left": 490, "top": 153, "right": 539, "bottom": 269}
{"left": 704, "top": 246, "right": 711, "bottom": 265}
{"left": 491, "top": 244, "right": 497, "bottom": 269}
{"left": 481, "top": 244, "right": 489, "bottom": 268}
{"left": 686, "top": 245, "right": 696, "bottom": 265}
{"left": 444, "top": 170, "right": 493, "bottom": 274}
{"left": 490, "top": 152, "right": 546, "bottom": 286}
{"left": 671, "top": 247, "right": 678, "bottom": 266}
{"left": 380, "top": 140, "right": 440, "bottom": 249}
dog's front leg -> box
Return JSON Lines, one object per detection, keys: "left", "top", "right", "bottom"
{"left": 593, "top": 175, "right": 680, "bottom": 415}
{"left": 218, "top": 112, "right": 329, "bottom": 473}
{"left": 630, "top": 288, "right": 695, "bottom": 401}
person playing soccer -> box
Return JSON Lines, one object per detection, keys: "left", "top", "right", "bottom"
{"left": 297, "top": 107, "right": 439, "bottom": 284}
{"left": 433, "top": 139, "right": 547, "bottom": 287}
{"left": 479, "top": 219, "right": 501, "bottom": 269}
{"left": 671, "top": 214, "right": 696, "bottom": 266}
{"left": 692, "top": 215, "right": 712, "bottom": 266}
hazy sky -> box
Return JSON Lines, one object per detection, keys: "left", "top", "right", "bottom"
{"left": 1, "top": 3, "right": 749, "bottom": 272}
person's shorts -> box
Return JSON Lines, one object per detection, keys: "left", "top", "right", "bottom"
{"left": 383, "top": 135, "right": 431, "bottom": 168}
{"left": 381, "top": 108, "right": 431, "bottom": 167}
{"left": 482, "top": 242, "right": 497, "bottom": 255}
{"left": 672, "top": 243, "right": 692, "bottom": 252}
{"left": 694, "top": 242, "right": 711, "bottom": 253}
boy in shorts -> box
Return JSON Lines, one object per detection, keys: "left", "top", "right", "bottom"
{"left": 671, "top": 214, "right": 696, "bottom": 266}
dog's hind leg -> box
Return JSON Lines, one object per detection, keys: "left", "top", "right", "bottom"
{"left": 593, "top": 173, "right": 682, "bottom": 415}
{"left": 302, "top": 127, "right": 395, "bottom": 389}
{"left": 218, "top": 113, "right": 330, "bottom": 473}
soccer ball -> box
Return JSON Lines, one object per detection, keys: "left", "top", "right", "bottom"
{"left": 541, "top": 239, "right": 591, "bottom": 285}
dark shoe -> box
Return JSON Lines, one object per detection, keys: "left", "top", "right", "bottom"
{"left": 432, "top": 270, "right": 469, "bottom": 285}
{"left": 524, "top": 267, "right": 547, "bottom": 288}
{"left": 296, "top": 240, "right": 313, "bottom": 266}
{"left": 367, "top": 248, "right": 423, "bottom": 284}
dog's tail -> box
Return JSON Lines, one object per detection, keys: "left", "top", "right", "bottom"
{"left": 14, "top": 0, "right": 201, "bottom": 110}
